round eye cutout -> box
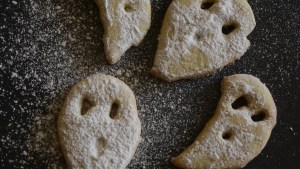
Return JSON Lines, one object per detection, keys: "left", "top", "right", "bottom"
{"left": 81, "top": 97, "right": 95, "bottom": 115}
{"left": 110, "top": 101, "right": 121, "bottom": 119}
{"left": 222, "top": 22, "right": 239, "bottom": 35}
{"left": 124, "top": 4, "right": 134, "bottom": 12}
{"left": 232, "top": 96, "right": 248, "bottom": 109}
{"left": 251, "top": 111, "right": 268, "bottom": 122}
{"left": 201, "top": 0, "right": 217, "bottom": 10}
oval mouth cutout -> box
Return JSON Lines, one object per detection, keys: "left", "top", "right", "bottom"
{"left": 222, "top": 130, "right": 233, "bottom": 140}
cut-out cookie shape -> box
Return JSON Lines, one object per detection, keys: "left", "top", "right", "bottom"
{"left": 95, "top": 0, "right": 151, "bottom": 64}
{"left": 58, "top": 73, "right": 141, "bottom": 169}
{"left": 151, "top": 0, "right": 256, "bottom": 82}
{"left": 172, "top": 74, "right": 276, "bottom": 168}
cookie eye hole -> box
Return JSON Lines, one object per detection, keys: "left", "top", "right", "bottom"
{"left": 251, "top": 111, "right": 267, "bottom": 122}
{"left": 124, "top": 4, "right": 134, "bottom": 12}
{"left": 222, "top": 23, "right": 237, "bottom": 35}
{"left": 110, "top": 102, "right": 120, "bottom": 119}
{"left": 222, "top": 130, "right": 233, "bottom": 140}
{"left": 201, "top": 0, "right": 216, "bottom": 10}
{"left": 232, "top": 96, "right": 248, "bottom": 109}
{"left": 81, "top": 98, "right": 94, "bottom": 115}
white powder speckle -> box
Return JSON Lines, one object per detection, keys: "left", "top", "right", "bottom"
{"left": 11, "top": 72, "right": 18, "bottom": 78}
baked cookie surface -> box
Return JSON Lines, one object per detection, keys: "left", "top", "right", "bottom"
{"left": 95, "top": 0, "right": 151, "bottom": 64}
{"left": 57, "top": 73, "right": 141, "bottom": 169}
{"left": 151, "top": 0, "right": 256, "bottom": 82}
{"left": 172, "top": 74, "right": 277, "bottom": 169}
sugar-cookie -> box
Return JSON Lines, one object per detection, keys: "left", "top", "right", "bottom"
{"left": 151, "top": 0, "right": 256, "bottom": 82}
{"left": 172, "top": 74, "right": 276, "bottom": 168}
{"left": 58, "top": 73, "right": 141, "bottom": 169}
{"left": 95, "top": 0, "right": 151, "bottom": 64}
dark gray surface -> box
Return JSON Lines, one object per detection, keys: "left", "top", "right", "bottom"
{"left": 0, "top": 0, "right": 299, "bottom": 168}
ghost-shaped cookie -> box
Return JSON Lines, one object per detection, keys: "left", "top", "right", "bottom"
{"left": 172, "top": 74, "right": 277, "bottom": 168}
{"left": 151, "top": 0, "right": 256, "bottom": 82}
{"left": 95, "top": 0, "right": 151, "bottom": 64}
{"left": 58, "top": 73, "right": 141, "bottom": 169}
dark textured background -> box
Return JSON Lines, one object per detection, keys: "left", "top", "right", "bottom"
{"left": 0, "top": 0, "right": 299, "bottom": 168}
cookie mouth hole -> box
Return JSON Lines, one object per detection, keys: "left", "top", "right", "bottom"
{"left": 251, "top": 111, "right": 267, "bottom": 122}
{"left": 222, "top": 23, "right": 237, "bottom": 35}
{"left": 91, "top": 138, "right": 106, "bottom": 158}
{"left": 124, "top": 4, "right": 134, "bottom": 12}
{"left": 201, "top": 0, "right": 216, "bottom": 10}
{"left": 109, "top": 102, "right": 120, "bottom": 119}
{"left": 232, "top": 96, "right": 248, "bottom": 109}
{"left": 222, "top": 130, "right": 233, "bottom": 140}
{"left": 195, "top": 32, "right": 203, "bottom": 40}
{"left": 81, "top": 98, "right": 94, "bottom": 115}
{"left": 96, "top": 138, "right": 106, "bottom": 156}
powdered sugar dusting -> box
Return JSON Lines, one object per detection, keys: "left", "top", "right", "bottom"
{"left": 0, "top": 0, "right": 299, "bottom": 168}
